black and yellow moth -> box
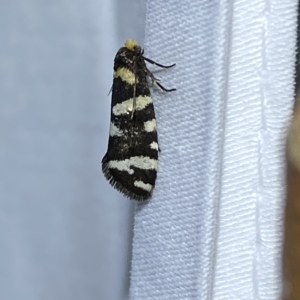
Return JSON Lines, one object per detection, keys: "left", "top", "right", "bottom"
{"left": 102, "top": 39, "right": 176, "bottom": 201}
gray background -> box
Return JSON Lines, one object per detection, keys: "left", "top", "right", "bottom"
{"left": 0, "top": 1, "right": 145, "bottom": 299}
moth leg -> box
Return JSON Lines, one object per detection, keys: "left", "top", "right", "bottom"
{"left": 147, "top": 71, "right": 176, "bottom": 92}
{"left": 143, "top": 56, "right": 176, "bottom": 69}
{"left": 107, "top": 85, "right": 113, "bottom": 96}
{"left": 156, "top": 81, "right": 176, "bottom": 92}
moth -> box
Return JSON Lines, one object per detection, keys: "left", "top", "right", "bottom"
{"left": 102, "top": 39, "right": 175, "bottom": 200}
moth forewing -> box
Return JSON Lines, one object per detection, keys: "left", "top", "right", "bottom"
{"left": 102, "top": 39, "right": 176, "bottom": 201}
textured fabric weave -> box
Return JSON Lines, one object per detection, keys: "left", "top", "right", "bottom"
{"left": 129, "top": 0, "right": 297, "bottom": 299}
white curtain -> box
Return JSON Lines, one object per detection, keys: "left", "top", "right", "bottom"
{"left": 130, "top": 0, "right": 297, "bottom": 299}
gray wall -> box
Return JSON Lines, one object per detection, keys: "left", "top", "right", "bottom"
{"left": 0, "top": 1, "right": 145, "bottom": 299}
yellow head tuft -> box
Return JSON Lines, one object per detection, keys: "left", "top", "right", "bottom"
{"left": 125, "top": 39, "right": 139, "bottom": 50}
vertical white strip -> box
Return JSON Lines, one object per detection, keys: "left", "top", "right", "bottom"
{"left": 130, "top": 1, "right": 229, "bottom": 299}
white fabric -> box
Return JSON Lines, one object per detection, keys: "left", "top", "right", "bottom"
{"left": 130, "top": 0, "right": 297, "bottom": 299}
